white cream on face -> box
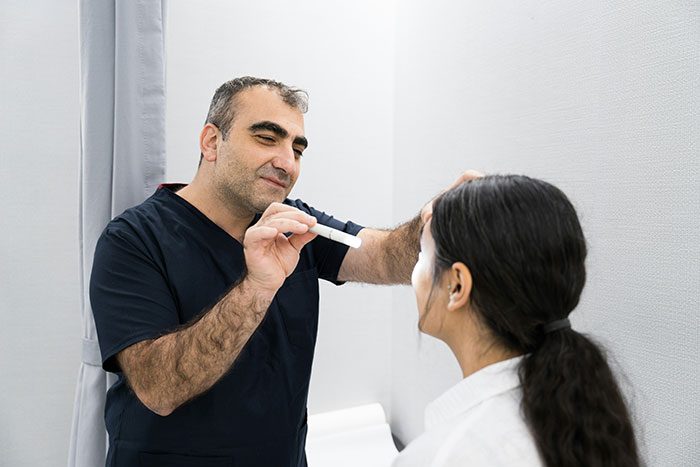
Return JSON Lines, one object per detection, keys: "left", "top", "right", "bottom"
{"left": 412, "top": 219, "right": 445, "bottom": 335}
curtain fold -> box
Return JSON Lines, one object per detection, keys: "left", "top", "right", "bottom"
{"left": 68, "top": 1, "right": 167, "bottom": 465}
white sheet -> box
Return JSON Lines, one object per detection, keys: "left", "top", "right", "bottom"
{"left": 307, "top": 403, "right": 399, "bottom": 467}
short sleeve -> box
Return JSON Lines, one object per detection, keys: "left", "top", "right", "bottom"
{"left": 90, "top": 223, "right": 180, "bottom": 373}
{"left": 285, "top": 199, "right": 364, "bottom": 285}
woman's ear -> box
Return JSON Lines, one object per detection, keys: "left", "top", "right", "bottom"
{"left": 446, "top": 262, "right": 472, "bottom": 311}
{"left": 200, "top": 123, "right": 220, "bottom": 162}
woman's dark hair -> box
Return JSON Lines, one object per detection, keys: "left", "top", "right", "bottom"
{"left": 430, "top": 174, "right": 640, "bottom": 467}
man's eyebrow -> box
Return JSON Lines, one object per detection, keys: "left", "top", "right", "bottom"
{"left": 294, "top": 135, "right": 309, "bottom": 150}
{"left": 248, "top": 121, "right": 308, "bottom": 149}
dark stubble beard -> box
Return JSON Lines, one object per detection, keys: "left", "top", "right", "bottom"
{"left": 214, "top": 140, "right": 293, "bottom": 215}
{"left": 216, "top": 165, "right": 291, "bottom": 216}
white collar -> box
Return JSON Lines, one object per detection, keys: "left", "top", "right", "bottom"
{"left": 425, "top": 356, "right": 524, "bottom": 430}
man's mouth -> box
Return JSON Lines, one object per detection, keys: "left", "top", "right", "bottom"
{"left": 261, "top": 176, "right": 287, "bottom": 189}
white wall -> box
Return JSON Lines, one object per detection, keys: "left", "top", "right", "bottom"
{"left": 165, "top": 0, "right": 398, "bottom": 415}
{"left": 0, "top": 1, "right": 81, "bottom": 465}
{"left": 391, "top": 1, "right": 700, "bottom": 466}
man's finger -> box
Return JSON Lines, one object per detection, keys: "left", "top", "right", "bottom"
{"left": 288, "top": 231, "right": 317, "bottom": 252}
{"left": 260, "top": 210, "right": 316, "bottom": 227}
{"left": 260, "top": 202, "right": 299, "bottom": 217}
{"left": 259, "top": 203, "right": 316, "bottom": 222}
{"left": 449, "top": 170, "right": 484, "bottom": 190}
{"left": 255, "top": 218, "right": 311, "bottom": 237}
{"left": 420, "top": 170, "right": 484, "bottom": 224}
{"left": 244, "top": 226, "right": 279, "bottom": 246}
{"left": 257, "top": 205, "right": 316, "bottom": 229}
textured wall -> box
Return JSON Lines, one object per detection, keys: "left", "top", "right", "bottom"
{"left": 391, "top": 1, "right": 700, "bottom": 465}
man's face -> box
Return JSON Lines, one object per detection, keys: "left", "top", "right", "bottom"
{"left": 213, "top": 86, "right": 307, "bottom": 214}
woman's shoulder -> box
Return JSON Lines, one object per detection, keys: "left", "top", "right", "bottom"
{"left": 393, "top": 387, "right": 543, "bottom": 467}
{"left": 434, "top": 388, "right": 542, "bottom": 466}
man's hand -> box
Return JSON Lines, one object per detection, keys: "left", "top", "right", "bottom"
{"left": 338, "top": 170, "right": 484, "bottom": 285}
{"left": 420, "top": 170, "right": 484, "bottom": 224}
{"left": 243, "top": 203, "right": 317, "bottom": 294}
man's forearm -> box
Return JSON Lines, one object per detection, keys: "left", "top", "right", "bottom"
{"left": 117, "top": 278, "right": 274, "bottom": 416}
{"left": 341, "top": 215, "right": 421, "bottom": 285}
{"left": 381, "top": 214, "right": 422, "bottom": 284}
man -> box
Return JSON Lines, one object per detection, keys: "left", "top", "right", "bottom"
{"left": 91, "top": 76, "right": 477, "bottom": 466}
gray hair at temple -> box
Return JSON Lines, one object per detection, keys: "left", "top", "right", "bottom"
{"left": 204, "top": 76, "right": 309, "bottom": 141}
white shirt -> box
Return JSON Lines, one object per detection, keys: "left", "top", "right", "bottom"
{"left": 392, "top": 356, "right": 544, "bottom": 467}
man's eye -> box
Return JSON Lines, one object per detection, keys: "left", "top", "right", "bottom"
{"left": 256, "top": 135, "right": 275, "bottom": 143}
{"left": 294, "top": 148, "right": 304, "bottom": 157}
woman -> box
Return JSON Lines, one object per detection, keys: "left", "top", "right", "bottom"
{"left": 393, "top": 175, "right": 641, "bottom": 467}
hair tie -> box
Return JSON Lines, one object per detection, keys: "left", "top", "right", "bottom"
{"left": 543, "top": 317, "right": 571, "bottom": 334}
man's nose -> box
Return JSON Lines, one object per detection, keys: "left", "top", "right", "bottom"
{"left": 271, "top": 145, "right": 297, "bottom": 174}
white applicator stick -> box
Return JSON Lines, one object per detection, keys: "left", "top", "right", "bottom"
{"left": 308, "top": 223, "right": 362, "bottom": 249}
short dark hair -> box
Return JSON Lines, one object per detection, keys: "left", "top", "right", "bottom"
{"left": 205, "top": 76, "right": 308, "bottom": 140}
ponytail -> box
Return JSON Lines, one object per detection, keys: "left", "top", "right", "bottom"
{"left": 430, "top": 175, "right": 642, "bottom": 466}
{"left": 519, "top": 330, "right": 641, "bottom": 467}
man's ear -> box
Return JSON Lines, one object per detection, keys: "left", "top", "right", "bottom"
{"left": 200, "top": 123, "right": 221, "bottom": 162}
{"left": 446, "top": 262, "right": 472, "bottom": 311}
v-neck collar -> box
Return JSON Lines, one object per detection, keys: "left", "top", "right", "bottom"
{"left": 157, "top": 184, "right": 262, "bottom": 246}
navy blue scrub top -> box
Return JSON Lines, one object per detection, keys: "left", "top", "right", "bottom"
{"left": 90, "top": 185, "right": 363, "bottom": 467}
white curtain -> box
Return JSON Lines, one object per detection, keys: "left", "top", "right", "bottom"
{"left": 68, "top": 1, "right": 167, "bottom": 465}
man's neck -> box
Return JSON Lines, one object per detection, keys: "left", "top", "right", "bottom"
{"left": 176, "top": 182, "right": 255, "bottom": 243}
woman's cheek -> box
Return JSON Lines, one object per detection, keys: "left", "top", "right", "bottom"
{"left": 411, "top": 253, "right": 426, "bottom": 292}
{"left": 411, "top": 261, "right": 419, "bottom": 290}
